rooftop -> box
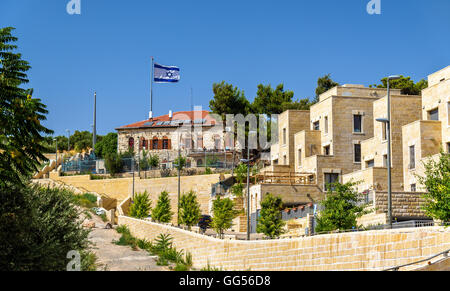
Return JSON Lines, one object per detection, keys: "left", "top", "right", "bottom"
{"left": 116, "top": 110, "right": 217, "bottom": 130}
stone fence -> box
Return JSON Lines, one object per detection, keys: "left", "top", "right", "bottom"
{"left": 119, "top": 216, "right": 450, "bottom": 271}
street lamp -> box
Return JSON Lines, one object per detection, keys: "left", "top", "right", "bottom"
{"left": 54, "top": 137, "right": 58, "bottom": 172}
{"left": 66, "top": 129, "right": 70, "bottom": 152}
{"left": 240, "top": 130, "right": 257, "bottom": 240}
{"left": 174, "top": 134, "right": 185, "bottom": 227}
{"left": 376, "top": 75, "right": 401, "bottom": 229}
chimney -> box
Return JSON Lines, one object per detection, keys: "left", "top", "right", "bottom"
{"left": 169, "top": 110, "right": 173, "bottom": 119}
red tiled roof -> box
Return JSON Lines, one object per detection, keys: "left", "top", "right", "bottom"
{"left": 117, "top": 110, "right": 217, "bottom": 129}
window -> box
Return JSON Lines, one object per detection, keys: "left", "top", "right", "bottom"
{"left": 354, "top": 144, "right": 361, "bottom": 163}
{"left": 428, "top": 108, "right": 439, "bottom": 121}
{"left": 448, "top": 103, "right": 450, "bottom": 125}
{"left": 298, "top": 149, "right": 302, "bottom": 167}
{"left": 353, "top": 114, "right": 362, "bottom": 133}
{"left": 152, "top": 138, "right": 159, "bottom": 150}
{"left": 283, "top": 128, "right": 287, "bottom": 145}
{"left": 382, "top": 122, "right": 387, "bottom": 141}
{"left": 383, "top": 154, "right": 388, "bottom": 168}
{"left": 366, "top": 159, "right": 374, "bottom": 168}
{"left": 128, "top": 137, "right": 134, "bottom": 150}
{"left": 324, "top": 116, "right": 329, "bottom": 134}
{"left": 409, "top": 145, "right": 415, "bottom": 169}
{"left": 324, "top": 173, "right": 339, "bottom": 191}
{"left": 324, "top": 145, "right": 330, "bottom": 156}
{"left": 447, "top": 142, "right": 450, "bottom": 154}
{"left": 163, "top": 139, "right": 169, "bottom": 150}
{"left": 411, "top": 184, "right": 417, "bottom": 192}
{"left": 313, "top": 121, "right": 320, "bottom": 131}
{"left": 283, "top": 155, "right": 287, "bottom": 165}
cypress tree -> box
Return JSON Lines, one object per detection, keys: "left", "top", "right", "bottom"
{"left": 152, "top": 191, "right": 173, "bottom": 223}
{"left": 256, "top": 194, "right": 285, "bottom": 239}
{"left": 179, "top": 190, "right": 201, "bottom": 229}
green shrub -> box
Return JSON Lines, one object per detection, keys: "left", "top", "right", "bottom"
{"left": 205, "top": 167, "right": 213, "bottom": 175}
{"left": 256, "top": 193, "right": 285, "bottom": 239}
{"left": 129, "top": 191, "right": 152, "bottom": 219}
{"left": 152, "top": 191, "right": 173, "bottom": 223}
{"left": 179, "top": 191, "right": 201, "bottom": 229}
{"left": 114, "top": 225, "right": 137, "bottom": 249}
{"left": 105, "top": 152, "right": 123, "bottom": 176}
{"left": 0, "top": 184, "right": 91, "bottom": 271}
{"left": 211, "top": 196, "right": 235, "bottom": 239}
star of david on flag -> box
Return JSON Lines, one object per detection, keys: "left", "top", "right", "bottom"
{"left": 154, "top": 63, "right": 180, "bottom": 83}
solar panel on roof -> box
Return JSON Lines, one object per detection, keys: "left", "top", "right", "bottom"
{"left": 144, "top": 122, "right": 154, "bottom": 126}
{"left": 156, "top": 122, "right": 163, "bottom": 125}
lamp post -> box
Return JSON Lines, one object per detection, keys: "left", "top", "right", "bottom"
{"left": 240, "top": 130, "right": 257, "bottom": 240}
{"left": 55, "top": 137, "right": 58, "bottom": 172}
{"left": 66, "top": 129, "right": 70, "bottom": 152}
{"left": 175, "top": 134, "right": 185, "bottom": 227}
{"left": 376, "top": 75, "right": 401, "bottom": 229}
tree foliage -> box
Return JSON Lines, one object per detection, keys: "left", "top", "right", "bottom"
{"left": 129, "top": 191, "right": 152, "bottom": 219}
{"left": 0, "top": 184, "right": 91, "bottom": 271}
{"left": 209, "top": 81, "right": 251, "bottom": 119}
{"left": 104, "top": 152, "right": 123, "bottom": 176}
{"left": 174, "top": 155, "right": 186, "bottom": 171}
{"left": 315, "top": 182, "right": 370, "bottom": 233}
{"left": 211, "top": 196, "right": 235, "bottom": 239}
{"left": 94, "top": 132, "right": 117, "bottom": 158}
{"left": 179, "top": 190, "right": 201, "bottom": 229}
{"left": 0, "top": 27, "right": 53, "bottom": 186}
{"left": 371, "top": 75, "right": 428, "bottom": 96}
{"left": 416, "top": 151, "right": 450, "bottom": 223}
{"left": 314, "top": 74, "right": 339, "bottom": 103}
{"left": 152, "top": 191, "right": 173, "bottom": 223}
{"left": 256, "top": 193, "right": 285, "bottom": 238}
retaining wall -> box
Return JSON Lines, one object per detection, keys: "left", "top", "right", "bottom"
{"left": 119, "top": 216, "right": 450, "bottom": 271}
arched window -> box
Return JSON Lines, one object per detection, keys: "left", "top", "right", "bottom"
{"left": 152, "top": 137, "right": 159, "bottom": 150}
{"left": 162, "top": 136, "right": 171, "bottom": 150}
{"left": 128, "top": 137, "right": 134, "bottom": 150}
{"left": 140, "top": 137, "right": 146, "bottom": 150}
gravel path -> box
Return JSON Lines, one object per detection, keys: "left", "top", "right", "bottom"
{"left": 87, "top": 215, "right": 167, "bottom": 271}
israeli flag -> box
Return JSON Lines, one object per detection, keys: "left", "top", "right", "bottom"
{"left": 154, "top": 63, "right": 180, "bottom": 83}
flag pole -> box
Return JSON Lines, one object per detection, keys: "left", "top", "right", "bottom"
{"left": 150, "top": 57, "right": 154, "bottom": 119}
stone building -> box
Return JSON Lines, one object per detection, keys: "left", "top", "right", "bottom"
{"left": 116, "top": 110, "right": 234, "bottom": 167}
{"left": 401, "top": 66, "right": 450, "bottom": 192}
{"left": 257, "top": 66, "right": 449, "bottom": 228}
{"left": 342, "top": 94, "right": 422, "bottom": 193}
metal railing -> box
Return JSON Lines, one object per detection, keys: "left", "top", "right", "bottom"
{"left": 383, "top": 249, "right": 450, "bottom": 271}
{"left": 255, "top": 171, "right": 316, "bottom": 185}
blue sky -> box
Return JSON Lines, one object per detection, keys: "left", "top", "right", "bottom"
{"left": 1, "top": 0, "right": 449, "bottom": 136}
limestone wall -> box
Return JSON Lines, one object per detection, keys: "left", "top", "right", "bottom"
{"left": 119, "top": 216, "right": 450, "bottom": 271}
{"left": 51, "top": 173, "right": 226, "bottom": 224}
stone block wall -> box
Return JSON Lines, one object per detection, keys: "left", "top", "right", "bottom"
{"left": 119, "top": 216, "right": 450, "bottom": 271}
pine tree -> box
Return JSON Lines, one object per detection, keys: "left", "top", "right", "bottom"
{"left": 152, "top": 191, "right": 173, "bottom": 223}
{"left": 129, "top": 191, "right": 152, "bottom": 219}
{"left": 256, "top": 193, "right": 285, "bottom": 239}
{"left": 0, "top": 27, "right": 53, "bottom": 186}
{"left": 179, "top": 190, "right": 201, "bottom": 229}
{"left": 211, "top": 196, "right": 235, "bottom": 239}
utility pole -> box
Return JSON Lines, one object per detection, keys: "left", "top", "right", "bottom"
{"left": 93, "top": 92, "right": 97, "bottom": 153}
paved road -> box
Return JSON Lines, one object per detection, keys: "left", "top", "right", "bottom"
{"left": 87, "top": 215, "right": 167, "bottom": 271}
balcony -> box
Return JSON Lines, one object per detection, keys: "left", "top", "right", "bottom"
{"left": 255, "top": 171, "right": 316, "bottom": 185}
